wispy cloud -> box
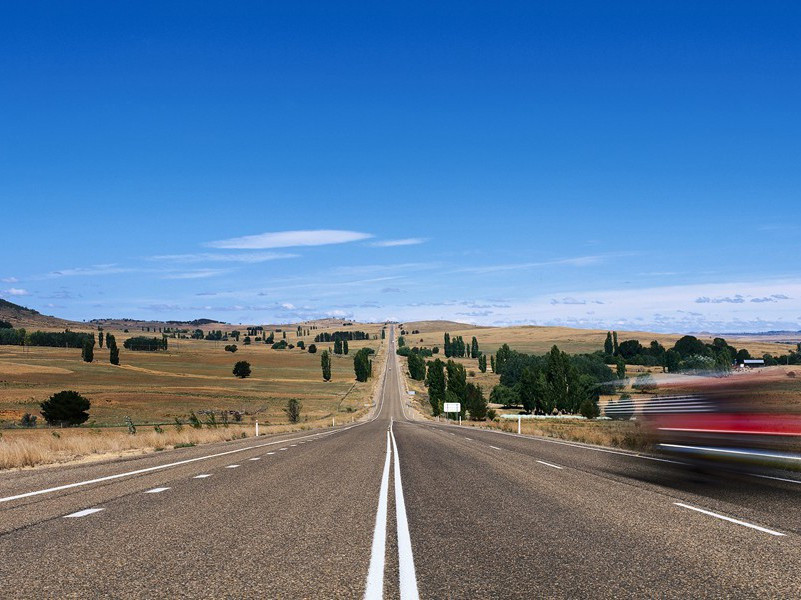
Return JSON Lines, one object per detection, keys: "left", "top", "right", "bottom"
{"left": 1, "top": 277, "right": 19, "bottom": 283}
{"left": 454, "top": 254, "right": 613, "bottom": 274}
{"left": 370, "top": 238, "right": 427, "bottom": 247}
{"left": 162, "top": 269, "right": 228, "bottom": 280}
{"left": 695, "top": 295, "right": 746, "bottom": 304}
{"left": 3, "top": 287, "right": 29, "bottom": 296}
{"left": 550, "top": 297, "right": 604, "bottom": 305}
{"left": 150, "top": 252, "right": 298, "bottom": 264}
{"left": 46, "top": 264, "right": 136, "bottom": 278}
{"left": 206, "top": 229, "right": 372, "bottom": 249}
{"left": 750, "top": 294, "right": 791, "bottom": 303}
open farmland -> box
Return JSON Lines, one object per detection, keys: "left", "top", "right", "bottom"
{"left": 0, "top": 321, "right": 386, "bottom": 428}
{"left": 400, "top": 320, "right": 797, "bottom": 357}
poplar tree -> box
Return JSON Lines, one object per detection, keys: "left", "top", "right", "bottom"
{"left": 470, "top": 337, "right": 479, "bottom": 359}
{"left": 321, "top": 350, "right": 332, "bottom": 381}
{"left": 604, "top": 332, "right": 613, "bottom": 355}
{"left": 425, "top": 359, "right": 446, "bottom": 416}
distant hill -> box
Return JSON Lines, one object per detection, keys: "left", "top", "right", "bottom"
{"left": 0, "top": 299, "right": 80, "bottom": 329}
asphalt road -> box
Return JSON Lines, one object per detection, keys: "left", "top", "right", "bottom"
{"left": 3, "top": 327, "right": 801, "bottom": 598}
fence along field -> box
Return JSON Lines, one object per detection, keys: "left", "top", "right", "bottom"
{"left": 0, "top": 321, "right": 386, "bottom": 469}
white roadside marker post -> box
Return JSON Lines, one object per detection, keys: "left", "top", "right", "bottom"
{"left": 255, "top": 421, "right": 259, "bottom": 437}
{"left": 518, "top": 415, "right": 521, "bottom": 435}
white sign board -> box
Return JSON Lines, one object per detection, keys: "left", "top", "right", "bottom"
{"left": 407, "top": 391, "right": 416, "bottom": 396}
{"left": 443, "top": 402, "right": 461, "bottom": 413}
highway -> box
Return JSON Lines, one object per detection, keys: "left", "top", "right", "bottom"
{"left": 2, "top": 327, "right": 801, "bottom": 598}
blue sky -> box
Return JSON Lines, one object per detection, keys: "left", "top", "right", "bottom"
{"left": 1, "top": 1, "right": 799, "bottom": 332}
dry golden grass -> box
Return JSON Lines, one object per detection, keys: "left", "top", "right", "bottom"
{"left": 0, "top": 416, "right": 355, "bottom": 471}
{"left": 457, "top": 418, "right": 651, "bottom": 451}
{"left": 0, "top": 320, "right": 390, "bottom": 469}
{"left": 401, "top": 321, "right": 796, "bottom": 357}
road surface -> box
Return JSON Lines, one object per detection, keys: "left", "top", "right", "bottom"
{"left": 2, "top": 327, "right": 801, "bottom": 598}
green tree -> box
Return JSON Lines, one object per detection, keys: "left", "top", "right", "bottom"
{"left": 81, "top": 338, "right": 94, "bottom": 363}
{"left": 446, "top": 360, "right": 467, "bottom": 415}
{"left": 580, "top": 397, "right": 600, "bottom": 419}
{"left": 495, "top": 344, "right": 512, "bottom": 375}
{"left": 343, "top": 340, "right": 349, "bottom": 355}
{"left": 518, "top": 366, "right": 539, "bottom": 413}
{"left": 354, "top": 348, "right": 372, "bottom": 382}
{"left": 489, "top": 384, "right": 519, "bottom": 408}
{"left": 443, "top": 333, "right": 451, "bottom": 358}
{"left": 233, "top": 360, "right": 251, "bottom": 378}
{"left": 407, "top": 352, "right": 426, "bottom": 381}
{"left": 334, "top": 339, "right": 343, "bottom": 355}
{"left": 470, "top": 337, "right": 479, "bottom": 359}
{"left": 673, "top": 335, "right": 707, "bottom": 358}
{"left": 40, "top": 390, "right": 90, "bottom": 426}
{"left": 478, "top": 354, "right": 487, "bottom": 373}
{"left": 425, "top": 359, "right": 446, "bottom": 415}
{"left": 285, "top": 399, "right": 302, "bottom": 423}
{"left": 308, "top": 343, "right": 317, "bottom": 354}
{"left": 321, "top": 350, "right": 332, "bottom": 381}
{"left": 98, "top": 330, "right": 104, "bottom": 348}
{"left": 615, "top": 357, "right": 626, "bottom": 380}
{"left": 612, "top": 331, "right": 619, "bottom": 355}
{"left": 490, "top": 355, "right": 496, "bottom": 373}
{"left": 543, "top": 345, "right": 576, "bottom": 413}
{"left": 465, "top": 383, "right": 488, "bottom": 420}
{"left": 665, "top": 349, "right": 681, "bottom": 373}
{"left": 604, "top": 332, "right": 613, "bottom": 355}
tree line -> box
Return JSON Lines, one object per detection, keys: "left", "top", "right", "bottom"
{"left": 314, "top": 330, "right": 369, "bottom": 342}
{"left": 0, "top": 328, "right": 94, "bottom": 348}
{"left": 603, "top": 331, "right": 801, "bottom": 371}
{"left": 123, "top": 336, "right": 168, "bottom": 351}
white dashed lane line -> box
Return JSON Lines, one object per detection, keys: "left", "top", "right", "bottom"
{"left": 194, "top": 474, "right": 211, "bottom": 479}
{"left": 489, "top": 446, "right": 502, "bottom": 451}
{"left": 536, "top": 460, "right": 563, "bottom": 470}
{"left": 279, "top": 448, "right": 288, "bottom": 451}
{"left": 226, "top": 465, "right": 240, "bottom": 469}
{"left": 64, "top": 508, "right": 104, "bottom": 518}
{"left": 144, "top": 487, "right": 170, "bottom": 494}
{"left": 267, "top": 452, "right": 276, "bottom": 455}
{"left": 248, "top": 457, "right": 261, "bottom": 461}
{"left": 674, "top": 502, "right": 785, "bottom": 536}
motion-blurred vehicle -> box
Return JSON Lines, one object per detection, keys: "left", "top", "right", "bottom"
{"left": 640, "top": 375, "right": 801, "bottom": 472}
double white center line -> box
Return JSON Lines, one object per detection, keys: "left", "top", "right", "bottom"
{"left": 364, "top": 420, "right": 419, "bottom": 599}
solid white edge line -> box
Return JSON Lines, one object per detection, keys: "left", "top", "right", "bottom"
{"left": 64, "top": 508, "right": 105, "bottom": 518}
{"left": 390, "top": 422, "right": 420, "bottom": 600}
{"left": 364, "top": 430, "right": 392, "bottom": 600}
{"left": 536, "top": 460, "right": 564, "bottom": 470}
{"left": 0, "top": 428, "right": 352, "bottom": 505}
{"left": 753, "top": 473, "right": 801, "bottom": 485}
{"left": 673, "top": 502, "right": 785, "bottom": 536}
{"left": 430, "top": 421, "right": 682, "bottom": 464}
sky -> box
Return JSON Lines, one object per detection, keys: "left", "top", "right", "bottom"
{"left": 1, "top": 1, "right": 799, "bottom": 333}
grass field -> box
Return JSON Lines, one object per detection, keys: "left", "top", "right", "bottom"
{"left": 0, "top": 321, "right": 388, "bottom": 468}
{"left": 400, "top": 321, "right": 797, "bottom": 357}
